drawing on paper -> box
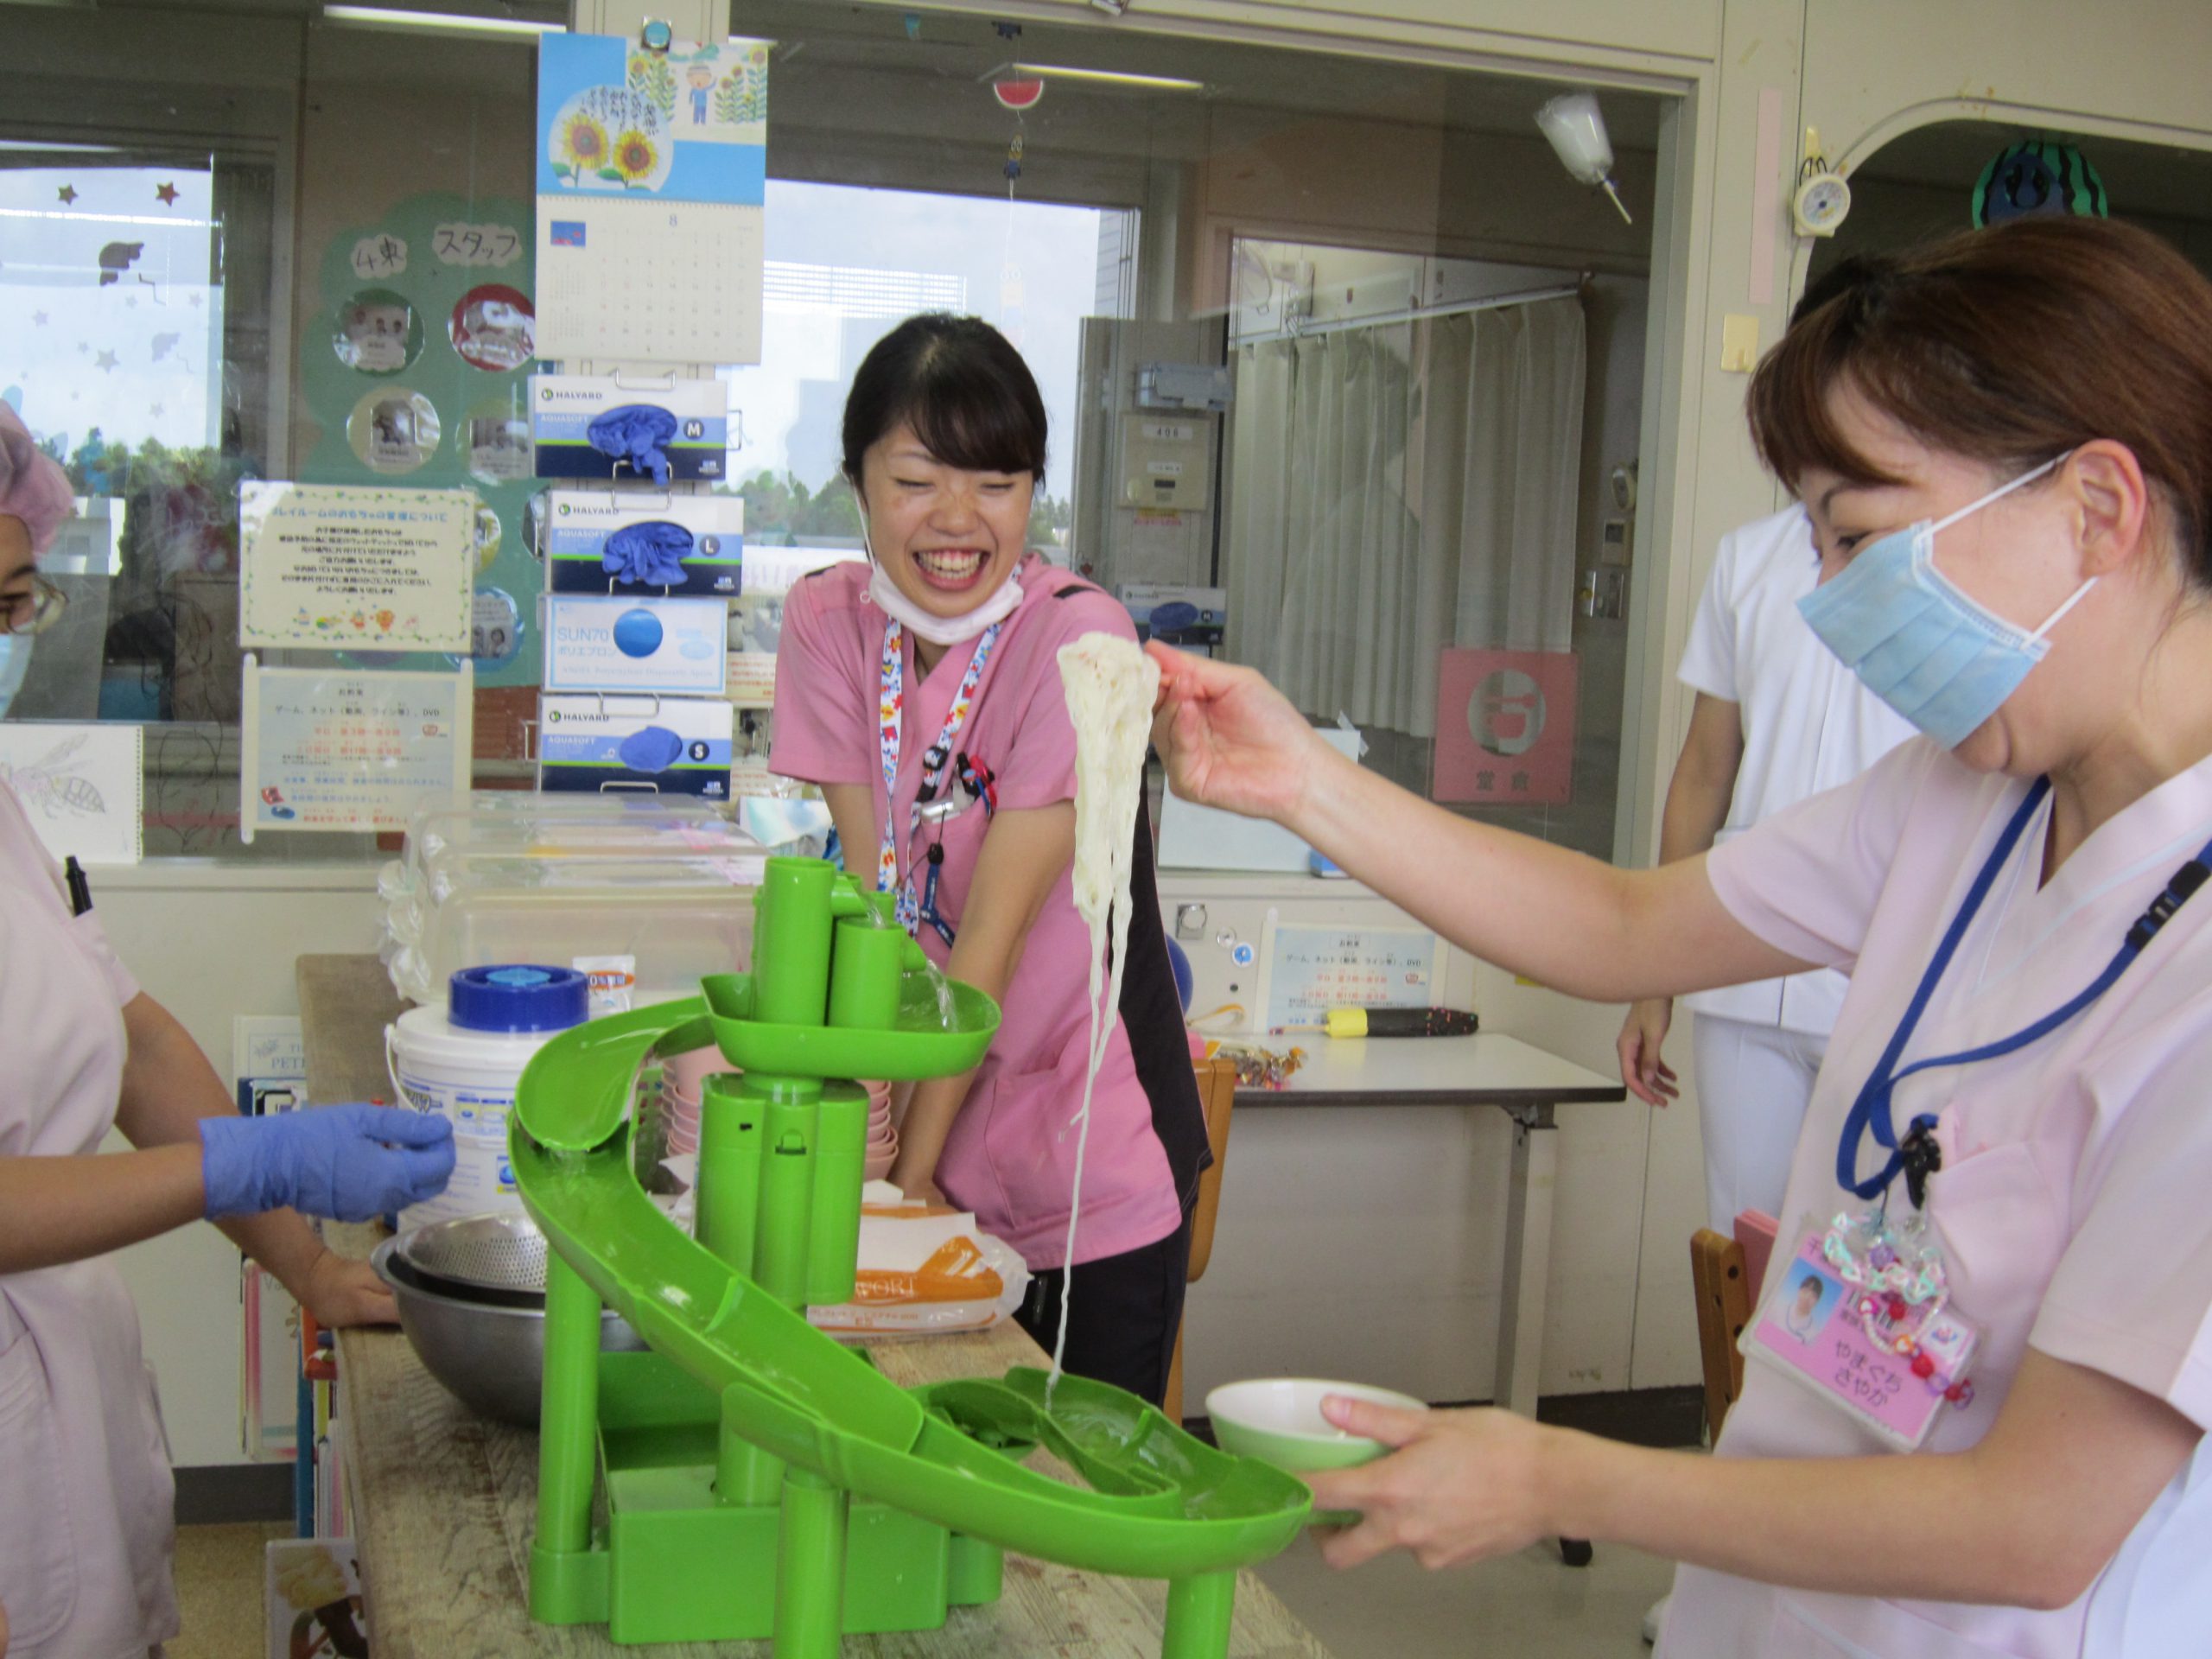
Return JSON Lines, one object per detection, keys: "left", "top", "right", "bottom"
{"left": 0, "top": 731, "right": 108, "bottom": 817}
{"left": 0, "top": 721, "right": 143, "bottom": 862}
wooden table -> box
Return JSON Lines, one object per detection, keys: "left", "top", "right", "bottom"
{"left": 298, "top": 955, "right": 1332, "bottom": 1658}
{"left": 1240, "top": 1033, "right": 1626, "bottom": 1422}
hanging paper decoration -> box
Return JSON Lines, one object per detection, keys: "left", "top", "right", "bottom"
{"left": 993, "top": 79, "right": 1044, "bottom": 111}
{"left": 1973, "top": 139, "right": 2109, "bottom": 227}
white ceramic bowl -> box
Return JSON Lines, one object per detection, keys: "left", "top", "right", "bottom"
{"left": 1205, "top": 1378, "right": 1427, "bottom": 1473}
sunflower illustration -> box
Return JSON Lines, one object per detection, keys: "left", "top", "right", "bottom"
{"left": 553, "top": 111, "right": 608, "bottom": 182}
{"left": 613, "top": 129, "right": 658, "bottom": 186}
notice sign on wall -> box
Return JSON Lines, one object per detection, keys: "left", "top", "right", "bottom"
{"left": 1432, "top": 648, "right": 1579, "bottom": 806}
{"left": 239, "top": 656, "right": 471, "bottom": 840}
{"left": 238, "top": 481, "right": 474, "bottom": 652}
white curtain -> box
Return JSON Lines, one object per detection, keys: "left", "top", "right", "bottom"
{"left": 1224, "top": 296, "right": 1586, "bottom": 739}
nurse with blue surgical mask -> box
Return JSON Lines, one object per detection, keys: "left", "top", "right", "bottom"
{"left": 0, "top": 404, "right": 455, "bottom": 1659}
{"left": 1148, "top": 216, "right": 2212, "bottom": 1657}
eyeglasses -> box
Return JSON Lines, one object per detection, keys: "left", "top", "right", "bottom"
{"left": 3, "top": 575, "right": 67, "bottom": 637}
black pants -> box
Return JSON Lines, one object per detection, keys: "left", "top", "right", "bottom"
{"left": 1013, "top": 1205, "right": 1193, "bottom": 1408}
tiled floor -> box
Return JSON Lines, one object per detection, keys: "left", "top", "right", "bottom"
{"left": 170, "top": 1522, "right": 291, "bottom": 1659}
{"left": 1253, "top": 1531, "right": 1675, "bottom": 1659}
{"left": 172, "top": 1518, "right": 1673, "bottom": 1658}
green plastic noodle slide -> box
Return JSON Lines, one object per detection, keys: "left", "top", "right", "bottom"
{"left": 510, "top": 855, "right": 1309, "bottom": 1656}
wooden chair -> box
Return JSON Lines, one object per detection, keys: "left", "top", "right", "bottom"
{"left": 1690, "top": 1211, "right": 1780, "bottom": 1440}
{"left": 1163, "top": 1055, "right": 1239, "bottom": 1425}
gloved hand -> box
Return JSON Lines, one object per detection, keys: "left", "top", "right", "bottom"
{"left": 603, "top": 520, "right": 693, "bottom": 587}
{"left": 587, "top": 404, "right": 679, "bottom": 486}
{"left": 199, "top": 1103, "right": 457, "bottom": 1223}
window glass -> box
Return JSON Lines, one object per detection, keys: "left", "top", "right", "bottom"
{"left": 0, "top": 1, "right": 1672, "bottom": 868}
{"left": 724, "top": 179, "right": 1110, "bottom": 558}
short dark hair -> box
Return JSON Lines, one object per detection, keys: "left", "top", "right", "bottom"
{"left": 1789, "top": 254, "right": 1885, "bottom": 328}
{"left": 1752, "top": 218, "right": 2212, "bottom": 588}
{"left": 841, "top": 314, "right": 1047, "bottom": 486}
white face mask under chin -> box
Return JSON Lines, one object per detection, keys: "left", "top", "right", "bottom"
{"left": 859, "top": 518, "right": 1023, "bottom": 645}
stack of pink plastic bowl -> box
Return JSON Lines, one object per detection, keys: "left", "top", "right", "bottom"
{"left": 861, "top": 1080, "right": 896, "bottom": 1180}
{"left": 659, "top": 1047, "right": 895, "bottom": 1179}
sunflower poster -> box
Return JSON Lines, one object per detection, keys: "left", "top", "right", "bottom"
{"left": 535, "top": 33, "right": 768, "bottom": 364}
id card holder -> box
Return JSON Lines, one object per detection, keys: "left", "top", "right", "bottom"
{"left": 1740, "top": 1217, "right": 1981, "bottom": 1452}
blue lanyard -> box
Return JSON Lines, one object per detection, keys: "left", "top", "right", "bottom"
{"left": 1837, "top": 777, "right": 2212, "bottom": 1202}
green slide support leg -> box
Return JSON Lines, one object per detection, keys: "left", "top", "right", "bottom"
{"left": 531, "top": 1254, "right": 604, "bottom": 1621}
{"left": 1160, "top": 1572, "right": 1237, "bottom": 1659}
{"left": 773, "top": 1468, "right": 849, "bottom": 1659}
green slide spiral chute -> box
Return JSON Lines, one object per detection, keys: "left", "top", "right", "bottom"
{"left": 510, "top": 855, "right": 1308, "bottom": 1655}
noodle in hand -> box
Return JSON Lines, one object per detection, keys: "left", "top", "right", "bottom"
{"left": 1049, "top": 633, "right": 1160, "bottom": 1403}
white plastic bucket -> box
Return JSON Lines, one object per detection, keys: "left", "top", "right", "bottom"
{"left": 385, "top": 1007, "right": 562, "bottom": 1231}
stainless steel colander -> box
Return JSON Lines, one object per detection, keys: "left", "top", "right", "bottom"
{"left": 372, "top": 1214, "right": 644, "bottom": 1425}
{"left": 394, "top": 1211, "right": 549, "bottom": 1295}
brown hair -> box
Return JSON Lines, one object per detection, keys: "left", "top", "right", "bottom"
{"left": 1749, "top": 218, "right": 2212, "bottom": 586}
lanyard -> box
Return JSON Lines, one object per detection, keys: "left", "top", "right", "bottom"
{"left": 877, "top": 618, "right": 1000, "bottom": 935}
{"left": 1838, "top": 776, "right": 2212, "bottom": 1203}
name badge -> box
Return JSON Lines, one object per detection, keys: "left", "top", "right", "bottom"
{"left": 1741, "top": 1214, "right": 1980, "bottom": 1452}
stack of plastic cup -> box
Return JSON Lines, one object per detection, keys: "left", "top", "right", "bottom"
{"left": 659, "top": 1047, "right": 895, "bottom": 1178}
{"left": 862, "top": 1080, "right": 897, "bottom": 1181}
{"left": 660, "top": 1045, "right": 729, "bottom": 1160}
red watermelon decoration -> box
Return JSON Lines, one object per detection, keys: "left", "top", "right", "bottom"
{"left": 993, "top": 79, "right": 1046, "bottom": 111}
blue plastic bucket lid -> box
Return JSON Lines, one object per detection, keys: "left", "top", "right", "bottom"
{"left": 448, "top": 964, "right": 590, "bottom": 1033}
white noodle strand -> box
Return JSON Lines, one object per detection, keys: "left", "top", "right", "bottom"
{"left": 1049, "top": 633, "right": 1159, "bottom": 1408}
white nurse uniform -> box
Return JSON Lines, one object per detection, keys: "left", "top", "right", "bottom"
{"left": 1659, "top": 737, "right": 2212, "bottom": 1658}
{"left": 0, "top": 779, "right": 180, "bottom": 1656}
{"left": 1676, "top": 505, "right": 1916, "bottom": 1229}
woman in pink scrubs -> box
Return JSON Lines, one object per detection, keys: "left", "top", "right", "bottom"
{"left": 1153, "top": 217, "right": 2212, "bottom": 1654}
{"left": 772, "top": 315, "right": 1210, "bottom": 1406}
{"left": 0, "top": 409, "right": 454, "bottom": 1658}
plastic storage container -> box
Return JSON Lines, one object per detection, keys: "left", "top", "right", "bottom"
{"left": 384, "top": 854, "right": 760, "bottom": 1006}
{"left": 387, "top": 965, "right": 590, "bottom": 1231}
{"left": 385, "top": 794, "right": 758, "bottom": 909}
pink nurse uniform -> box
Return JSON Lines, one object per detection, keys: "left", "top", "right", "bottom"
{"left": 0, "top": 779, "right": 180, "bottom": 1656}
{"left": 770, "top": 553, "right": 1205, "bottom": 1268}
{"left": 1658, "top": 738, "right": 2212, "bottom": 1658}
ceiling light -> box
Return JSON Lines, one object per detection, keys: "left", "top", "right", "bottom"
{"left": 1011, "top": 61, "right": 1204, "bottom": 93}
{"left": 322, "top": 5, "right": 563, "bottom": 40}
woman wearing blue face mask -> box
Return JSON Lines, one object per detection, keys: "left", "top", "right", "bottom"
{"left": 1150, "top": 216, "right": 2212, "bottom": 1656}
{"left": 0, "top": 406, "right": 455, "bottom": 1657}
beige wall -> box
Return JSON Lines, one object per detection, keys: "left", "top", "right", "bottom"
{"left": 99, "top": 874, "right": 385, "bottom": 1468}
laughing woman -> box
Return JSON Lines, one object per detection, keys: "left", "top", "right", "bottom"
{"left": 769, "top": 314, "right": 1209, "bottom": 1405}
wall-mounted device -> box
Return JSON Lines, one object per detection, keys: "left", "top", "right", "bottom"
{"left": 1135, "top": 361, "right": 1233, "bottom": 413}
{"left": 1793, "top": 129, "right": 1852, "bottom": 238}
{"left": 1536, "top": 91, "right": 1633, "bottom": 225}
{"left": 1120, "top": 414, "right": 1214, "bottom": 510}
{"left": 1599, "top": 517, "right": 1633, "bottom": 567}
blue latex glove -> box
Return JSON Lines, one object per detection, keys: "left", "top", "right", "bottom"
{"left": 199, "top": 1103, "right": 457, "bottom": 1223}
{"left": 603, "top": 520, "right": 693, "bottom": 587}
{"left": 587, "top": 404, "right": 679, "bottom": 486}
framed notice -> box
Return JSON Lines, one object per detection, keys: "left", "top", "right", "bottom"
{"left": 238, "top": 481, "right": 474, "bottom": 652}
{"left": 239, "top": 657, "right": 471, "bottom": 841}
{"left": 1432, "top": 648, "right": 1579, "bottom": 806}
{"left": 1262, "top": 919, "right": 1440, "bottom": 1033}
